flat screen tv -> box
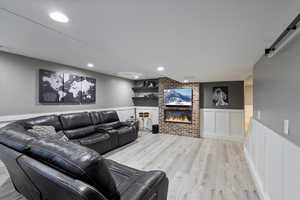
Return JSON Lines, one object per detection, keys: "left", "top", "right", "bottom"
{"left": 164, "top": 88, "right": 192, "bottom": 106}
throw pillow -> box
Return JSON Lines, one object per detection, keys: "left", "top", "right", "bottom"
{"left": 27, "top": 126, "right": 69, "bottom": 142}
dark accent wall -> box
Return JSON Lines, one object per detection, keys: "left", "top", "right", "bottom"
{"left": 0, "top": 51, "right": 134, "bottom": 116}
{"left": 253, "top": 33, "right": 300, "bottom": 147}
{"left": 200, "top": 81, "right": 244, "bottom": 109}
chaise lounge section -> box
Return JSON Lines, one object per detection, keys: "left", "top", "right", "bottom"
{"left": 0, "top": 110, "right": 168, "bottom": 200}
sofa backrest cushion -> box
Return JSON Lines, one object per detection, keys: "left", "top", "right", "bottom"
{"left": 89, "top": 112, "right": 102, "bottom": 125}
{"left": 63, "top": 126, "right": 95, "bottom": 139}
{"left": 99, "top": 111, "right": 120, "bottom": 124}
{"left": 60, "top": 112, "right": 92, "bottom": 130}
{"left": 0, "top": 123, "right": 36, "bottom": 152}
{"left": 21, "top": 115, "right": 63, "bottom": 131}
{"left": 28, "top": 139, "right": 120, "bottom": 200}
{"left": 59, "top": 112, "right": 95, "bottom": 139}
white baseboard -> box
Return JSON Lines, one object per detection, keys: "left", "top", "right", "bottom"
{"left": 244, "top": 147, "right": 267, "bottom": 200}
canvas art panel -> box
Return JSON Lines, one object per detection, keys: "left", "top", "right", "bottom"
{"left": 63, "top": 73, "right": 82, "bottom": 103}
{"left": 39, "top": 69, "right": 64, "bottom": 103}
{"left": 81, "top": 77, "right": 96, "bottom": 103}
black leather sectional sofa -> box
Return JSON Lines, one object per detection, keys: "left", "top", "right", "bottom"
{"left": 0, "top": 110, "right": 169, "bottom": 200}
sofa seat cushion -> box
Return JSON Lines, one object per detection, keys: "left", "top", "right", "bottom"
{"left": 105, "top": 159, "right": 167, "bottom": 200}
{"left": 72, "top": 133, "right": 112, "bottom": 154}
{"left": 27, "top": 139, "right": 120, "bottom": 200}
{"left": 78, "top": 133, "right": 110, "bottom": 145}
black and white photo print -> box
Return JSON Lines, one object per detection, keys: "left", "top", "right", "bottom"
{"left": 212, "top": 87, "right": 229, "bottom": 106}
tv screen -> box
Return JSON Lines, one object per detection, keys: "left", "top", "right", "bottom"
{"left": 164, "top": 88, "right": 192, "bottom": 106}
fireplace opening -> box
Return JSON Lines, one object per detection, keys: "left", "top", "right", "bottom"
{"left": 164, "top": 110, "right": 192, "bottom": 124}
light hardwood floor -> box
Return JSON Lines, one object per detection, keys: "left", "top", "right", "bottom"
{"left": 0, "top": 133, "right": 259, "bottom": 200}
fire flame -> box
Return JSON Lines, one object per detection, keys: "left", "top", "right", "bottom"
{"left": 165, "top": 115, "right": 190, "bottom": 122}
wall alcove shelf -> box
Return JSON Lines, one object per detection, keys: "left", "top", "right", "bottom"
{"left": 132, "top": 79, "right": 159, "bottom": 107}
{"left": 132, "top": 97, "right": 158, "bottom": 100}
{"left": 132, "top": 87, "right": 158, "bottom": 93}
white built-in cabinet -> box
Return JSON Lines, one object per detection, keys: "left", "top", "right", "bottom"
{"left": 200, "top": 109, "right": 244, "bottom": 141}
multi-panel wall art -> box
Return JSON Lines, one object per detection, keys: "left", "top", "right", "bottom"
{"left": 39, "top": 69, "right": 96, "bottom": 104}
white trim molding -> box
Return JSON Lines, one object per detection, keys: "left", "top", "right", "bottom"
{"left": 0, "top": 107, "right": 136, "bottom": 128}
{"left": 0, "top": 106, "right": 160, "bottom": 129}
{"left": 200, "top": 108, "right": 244, "bottom": 142}
{"left": 245, "top": 119, "right": 300, "bottom": 200}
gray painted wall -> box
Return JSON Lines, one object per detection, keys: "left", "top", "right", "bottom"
{"left": 200, "top": 81, "right": 244, "bottom": 109}
{"left": 0, "top": 51, "right": 134, "bottom": 116}
{"left": 254, "top": 33, "right": 300, "bottom": 147}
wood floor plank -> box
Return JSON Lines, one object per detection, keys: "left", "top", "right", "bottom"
{"left": 0, "top": 133, "right": 259, "bottom": 200}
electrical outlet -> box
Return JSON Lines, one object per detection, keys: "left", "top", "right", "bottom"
{"left": 283, "top": 120, "right": 289, "bottom": 135}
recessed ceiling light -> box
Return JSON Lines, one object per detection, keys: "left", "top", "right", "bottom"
{"left": 157, "top": 66, "right": 165, "bottom": 71}
{"left": 134, "top": 75, "right": 139, "bottom": 79}
{"left": 49, "top": 12, "right": 69, "bottom": 23}
{"left": 183, "top": 80, "right": 189, "bottom": 83}
{"left": 87, "top": 63, "right": 94, "bottom": 68}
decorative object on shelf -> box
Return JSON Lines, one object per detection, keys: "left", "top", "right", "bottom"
{"left": 143, "top": 80, "right": 156, "bottom": 88}
{"left": 212, "top": 86, "right": 229, "bottom": 106}
{"left": 144, "top": 93, "right": 158, "bottom": 98}
{"left": 39, "top": 69, "right": 96, "bottom": 104}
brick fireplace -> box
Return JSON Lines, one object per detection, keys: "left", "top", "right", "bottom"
{"left": 159, "top": 77, "right": 200, "bottom": 138}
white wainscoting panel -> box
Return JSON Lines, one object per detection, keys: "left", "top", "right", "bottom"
{"left": 200, "top": 109, "right": 244, "bottom": 141}
{"left": 283, "top": 139, "right": 300, "bottom": 200}
{"left": 0, "top": 107, "right": 135, "bottom": 128}
{"left": 245, "top": 119, "right": 300, "bottom": 200}
{"left": 135, "top": 107, "right": 159, "bottom": 130}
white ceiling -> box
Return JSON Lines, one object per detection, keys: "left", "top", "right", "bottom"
{"left": 0, "top": 0, "right": 299, "bottom": 82}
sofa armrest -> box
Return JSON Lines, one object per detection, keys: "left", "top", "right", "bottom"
{"left": 95, "top": 124, "right": 114, "bottom": 131}
{"left": 18, "top": 155, "right": 109, "bottom": 200}
{"left": 119, "top": 121, "right": 132, "bottom": 127}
